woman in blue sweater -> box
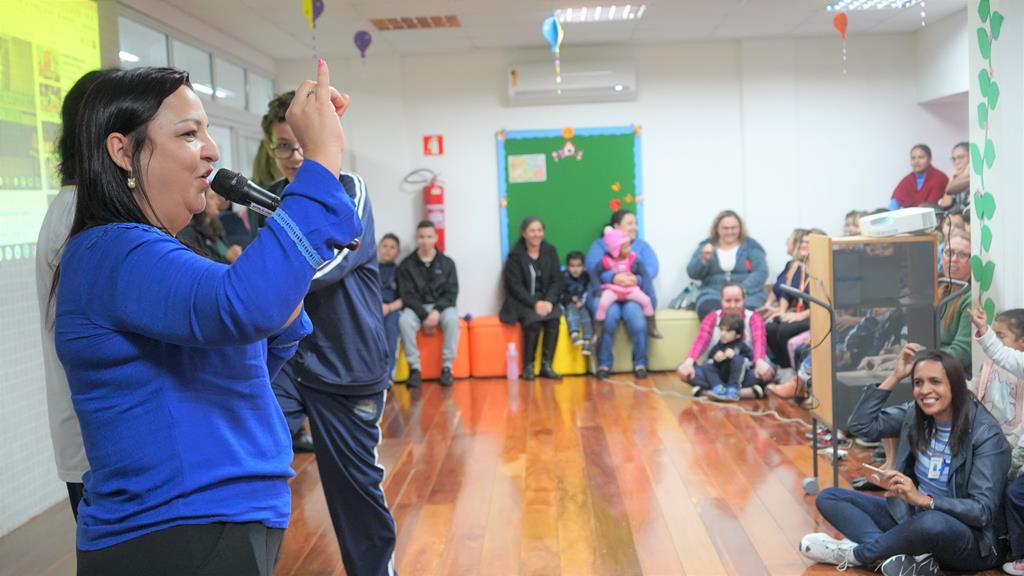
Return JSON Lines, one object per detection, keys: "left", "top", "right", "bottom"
{"left": 54, "top": 63, "right": 359, "bottom": 575}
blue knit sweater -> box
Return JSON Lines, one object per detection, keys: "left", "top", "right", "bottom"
{"left": 55, "top": 160, "right": 361, "bottom": 550}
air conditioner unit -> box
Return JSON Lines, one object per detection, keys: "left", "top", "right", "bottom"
{"left": 507, "top": 60, "right": 637, "bottom": 106}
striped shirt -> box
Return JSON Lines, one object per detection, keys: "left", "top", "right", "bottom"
{"left": 915, "top": 422, "right": 953, "bottom": 498}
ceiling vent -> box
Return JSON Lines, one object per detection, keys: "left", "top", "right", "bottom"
{"left": 370, "top": 16, "right": 461, "bottom": 31}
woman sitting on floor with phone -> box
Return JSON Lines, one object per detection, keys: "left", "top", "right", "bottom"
{"left": 798, "top": 344, "right": 1010, "bottom": 576}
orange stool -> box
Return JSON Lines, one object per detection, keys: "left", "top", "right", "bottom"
{"left": 468, "top": 315, "right": 522, "bottom": 378}
{"left": 393, "top": 317, "right": 471, "bottom": 382}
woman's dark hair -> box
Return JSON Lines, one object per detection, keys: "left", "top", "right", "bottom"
{"left": 519, "top": 216, "right": 544, "bottom": 236}
{"left": 709, "top": 209, "right": 746, "bottom": 245}
{"left": 380, "top": 233, "right": 400, "bottom": 246}
{"left": 566, "top": 250, "right": 584, "bottom": 265}
{"left": 609, "top": 209, "right": 635, "bottom": 228}
{"left": 720, "top": 281, "right": 745, "bottom": 298}
{"left": 51, "top": 67, "right": 192, "bottom": 309}
{"left": 719, "top": 313, "right": 745, "bottom": 337}
{"left": 58, "top": 69, "right": 118, "bottom": 184}
{"left": 907, "top": 349, "right": 972, "bottom": 456}
{"left": 996, "top": 309, "right": 1024, "bottom": 339}
{"left": 261, "top": 91, "right": 295, "bottom": 141}
{"left": 911, "top": 143, "right": 933, "bottom": 160}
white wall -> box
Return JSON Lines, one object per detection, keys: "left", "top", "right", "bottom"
{"left": 918, "top": 9, "right": 969, "bottom": 102}
{"left": 278, "top": 32, "right": 968, "bottom": 316}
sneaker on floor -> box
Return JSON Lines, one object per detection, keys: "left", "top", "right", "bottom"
{"left": 708, "top": 385, "right": 730, "bottom": 402}
{"left": 439, "top": 367, "right": 455, "bottom": 387}
{"left": 750, "top": 384, "right": 765, "bottom": 399}
{"left": 692, "top": 385, "right": 705, "bottom": 397}
{"left": 406, "top": 369, "right": 422, "bottom": 388}
{"left": 799, "top": 533, "right": 860, "bottom": 570}
{"left": 634, "top": 366, "right": 648, "bottom": 379}
{"left": 880, "top": 554, "right": 940, "bottom": 576}
{"left": 1004, "top": 559, "right": 1024, "bottom": 576}
{"left": 722, "top": 387, "right": 740, "bottom": 402}
{"left": 855, "top": 438, "right": 881, "bottom": 448}
{"left": 596, "top": 368, "right": 610, "bottom": 380}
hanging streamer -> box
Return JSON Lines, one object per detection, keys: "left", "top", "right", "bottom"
{"left": 301, "top": 0, "right": 325, "bottom": 62}
{"left": 541, "top": 16, "right": 564, "bottom": 94}
{"left": 833, "top": 11, "right": 848, "bottom": 75}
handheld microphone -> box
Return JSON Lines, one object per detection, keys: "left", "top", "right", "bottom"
{"left": 209, "top": 168, "right": 359, "bottom": 252}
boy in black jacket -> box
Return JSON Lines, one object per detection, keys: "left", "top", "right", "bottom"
{"left": 397, "top": 220, "right": 460, "bottom": 387}
{"left": 561, "top": 251, "right": 594, "bottom": 355}
{"left": 694, "top": 313, "right": 755, "bottom": 402}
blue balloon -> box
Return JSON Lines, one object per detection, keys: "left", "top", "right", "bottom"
{"left": 541, "top": 16, "right": 563, "bottom": 54}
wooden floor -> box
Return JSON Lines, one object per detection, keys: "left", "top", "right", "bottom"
{"left": 0, "top": 373, "right": 1004, "bottom": 575}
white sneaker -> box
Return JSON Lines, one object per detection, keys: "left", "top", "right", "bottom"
{"left": 799, "top": 533, "right": 860, "bottom": 571}
{"left": 1004, "top": 559, "right": 1024, "bottom": 576}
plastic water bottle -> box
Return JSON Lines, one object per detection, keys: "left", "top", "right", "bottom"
{"left": 506, "top": 342, "right": 520, "bottom": 381}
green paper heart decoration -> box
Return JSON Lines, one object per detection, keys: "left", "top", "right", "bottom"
{"left": 992, "top": 11, "right": 1004, "bottom": 40}
{"left": 972, "top": 255, "right": 996, "bottom": 292}
{"left": 978, "top": 27, "right": 992, "bottom": 60}
{"left": 971, "top": 142, "right": 984, "bottom": 175}
{"left": 974, "top": 191, "right": 997, "bottom": 220}
{"left": 978, "top": 103, "right": 989, "bottom": 129}
{"left": 988, "top": 80, "right": 1000, "bottom": 110}
{"left": 981, "top": 224, "right": 992, "bottom": 252}
{"left": 978, "top": 68, "right": 991, "bottom": 97}
{"left": 985, "top": 297, "right": 997, "bottom": 325}
{"left": 984, "top": 138, "right": 996, "bottom": 168}
{"left": 979, "top": 0, "right": 991, "bottom": 22}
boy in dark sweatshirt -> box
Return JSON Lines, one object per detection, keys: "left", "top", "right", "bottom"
{"left": 694, "top": 313, "right": 755, "bottom": 402}
{"left": 561, "top": 251, "right": 594, "bottom": 355}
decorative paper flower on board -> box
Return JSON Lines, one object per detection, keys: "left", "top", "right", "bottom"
{"left": 609, "top": 197, "right": 622, "bottom": 212}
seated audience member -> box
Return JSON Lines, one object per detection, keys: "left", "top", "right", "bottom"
{"left": 561, "top": 251, "right": 594, "bottom": 355}
{"left": 584, "top": 210, "right": 660, "bottom": 380}
{"left": 177, "top": 189, "right": 243, "bottom": 264}
{"left": 696, "top": 314, "right": 755, "bottom": 403}
{"left": 758, "top": 228, "right": 805, "bottom": 319}
{"left": 938, "top": 142, "right": 970, "bottom": 212}
{"left": 397, "top": 220, "right": 460, "bottom": 387}
{"left": 687, "top": 210, "right": 769, "bottom": 319}
{"left": 677, "top": 282, "right": 775, "bottom": 397}
{"left": 844, "top": 210, "right": 865, "bottom": 237}
{"left": 592, "top": 226, "right": 662, "bottom": 340}
{"left": 378, "top": 233, "right": 402, "bottom": 375}
{"left": 764, "top": 229, "right": 825, "bottom": 370}
{"left": 938, "top": 231, "right": 973, "bottom": 373}
{"left": 800, "top": 345, "right": 1009, "bottom": 575}
{"left": 499, "top": 217, "right": 562, "bottom": 380}
{"left": 888, "top": 144, "right": 950, "bottom": 209}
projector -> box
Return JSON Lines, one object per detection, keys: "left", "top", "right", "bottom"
{"left": 859, "top": 207, "right": 936, "bottom": 237}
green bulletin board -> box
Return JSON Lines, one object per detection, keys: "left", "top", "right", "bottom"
{"left": 496, "top": 125, "right": 643, "bottom": 261}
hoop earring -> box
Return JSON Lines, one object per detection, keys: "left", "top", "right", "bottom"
{"left": 127, "top": 170, "right": 136, "bottom": 190}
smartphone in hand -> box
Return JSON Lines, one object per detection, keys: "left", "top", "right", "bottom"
{"left": 860, "top": 463, "right": 889, "bottom": 488}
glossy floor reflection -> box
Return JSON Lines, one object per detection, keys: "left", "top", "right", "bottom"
{"left": 0, "top": 374, "right": 1005, "bottom": 576}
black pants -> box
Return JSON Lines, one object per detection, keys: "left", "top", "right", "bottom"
{"left": 297, "top": 384, "right": 398, "bottom": 576}
{"left": 522, "top": 316, "right": 559, "bottom": 370}
{"left": 67, "top": 482, "right": 84, "bottom": 522}
{"left": 765, "top": 319, "right": 810, "bottom": 368}
{"left": 77, "top": 522, "right": 283, "bottom": 576}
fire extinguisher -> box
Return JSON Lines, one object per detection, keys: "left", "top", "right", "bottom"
{"left": 423, "top": 177, "right": 445, "bottom": 251}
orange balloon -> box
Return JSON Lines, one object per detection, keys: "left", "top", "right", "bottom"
{"left": 833, "top": 11, "right": 848, "bottom": 40}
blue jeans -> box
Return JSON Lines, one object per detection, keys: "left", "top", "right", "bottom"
{"left": 565, "top": 304, "right": 593, "bottom": 341}
{"left": 1007, "top": 477, "right": 1024, "bottom": 559}
{"left": 383, "top": 307, "right": 400, "bottom": 376}
{"left": 596, "top": 301, "right": 648, "bottom": 370}
{"left": 815, "top": 487, "right": 997, "bottom": 571}
{"left": 693, "top": 356, "right": 756, "bottom": 390}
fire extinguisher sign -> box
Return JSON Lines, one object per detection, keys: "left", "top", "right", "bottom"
{"left": 423, "top": 135, "right": 444, "bottom": 156}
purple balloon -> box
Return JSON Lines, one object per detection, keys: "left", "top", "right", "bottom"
{"left": 354, "top": 30, "right": 372, "bottom": 58}
{"left": 312, "top": 0, "right": 324, "bottom": 23}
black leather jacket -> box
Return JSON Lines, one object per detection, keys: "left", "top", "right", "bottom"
{"left": 847, "top": 385, "right": 1010, "bottom": 559}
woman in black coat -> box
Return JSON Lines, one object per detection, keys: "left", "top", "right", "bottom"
{"left": 500, "top": 217, "right": 563, "bottom": 380}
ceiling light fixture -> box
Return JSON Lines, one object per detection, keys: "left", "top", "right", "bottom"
{"left": 826, "top": 0, "right": 915, "bottom": 11}
{"left": 556, "top": 4, "right": 646, "bottom": 23}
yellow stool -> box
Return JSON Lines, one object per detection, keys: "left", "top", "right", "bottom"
{"left": 607, "top": 309, "right": 700, "bottom": 373}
